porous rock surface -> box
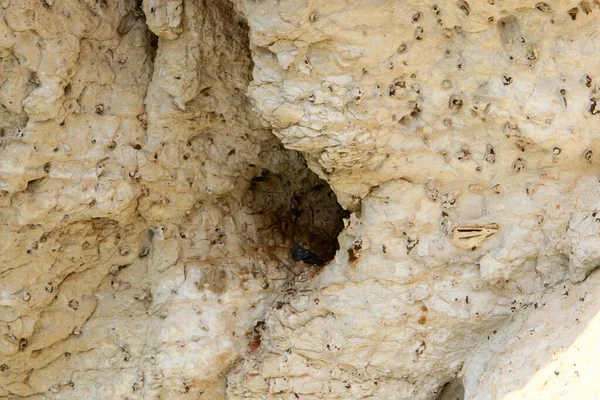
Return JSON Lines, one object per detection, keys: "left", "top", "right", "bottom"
{"left": 0, "top": 1, "right": 345, "bottom": 398}
{"left": 2, "top": 0, "right": 600, "bottom": 399}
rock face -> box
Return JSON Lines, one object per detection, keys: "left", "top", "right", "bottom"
{"left": 0, "top": 1, "right": 345, "bottom": 398}
{"left": 2, "top": 0, "right": 600, "bottom": 399}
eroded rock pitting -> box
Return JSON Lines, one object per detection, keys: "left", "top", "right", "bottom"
{"left": 226, "top": 1, "right": 600, "bottom": 399}
{"left": 0, "top": 0, "right": 345, "bottom": 398}
{"left": 4, "top": 1, "right": 600, "bottom": 399}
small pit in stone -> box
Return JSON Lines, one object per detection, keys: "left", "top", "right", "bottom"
{"left": 437, "top": 379, "right": 465, "bottom": 400}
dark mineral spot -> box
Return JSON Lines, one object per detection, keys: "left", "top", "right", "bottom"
{"left": 291, "top": 243, "right": 323, "bottom": 265}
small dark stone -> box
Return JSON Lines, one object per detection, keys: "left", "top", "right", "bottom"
{"left": 291, "top": 243, "right": 323, "bottom": 265}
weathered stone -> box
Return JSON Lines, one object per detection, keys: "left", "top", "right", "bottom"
{"left": 3, "top": 1, "right": 600, "bottom": 399}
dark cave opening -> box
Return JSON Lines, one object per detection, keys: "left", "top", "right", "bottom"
{"left": 223, "top": 0, "right": 348, "bottom": 267}
{"left": 242, "top": 156, "right": 349, "bottom": 267}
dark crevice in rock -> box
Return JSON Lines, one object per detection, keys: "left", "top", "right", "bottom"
{"left": 437, "top": 379, "right": 465, "bottom": 400}
{"left": 146, "top": 29, "right": 159, "bottom": 64}
{"left": 242, "top": 160, "right": 348, "bottom": 265}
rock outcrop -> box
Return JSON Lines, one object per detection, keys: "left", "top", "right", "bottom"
{"left": 2, "top": 0, "right": 600, "bottom": 399}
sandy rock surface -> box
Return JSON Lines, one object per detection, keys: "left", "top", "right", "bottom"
{"left": 1, "top": 0, "right": 600, "bottom": 399}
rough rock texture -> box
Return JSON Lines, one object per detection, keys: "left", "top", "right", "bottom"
{"left": 0, "top": 1, "right": 344, "bottom": 398}
{"left": 3, "top": 0, "right": 600, "bottom": 399}
{"left": 226, "top": 0, "right": 600, "bottom": 399}
{"left": 463, "top": 268, "right": 600, "bottom": 400}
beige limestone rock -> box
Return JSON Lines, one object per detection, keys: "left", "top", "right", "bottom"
{"left": 2, "top": 0, "right": 600, "bottom": 399}
{"left": 463, "top": 269, "right": 600, "bottom": 400}
{"left": 0, "top": 0, "right": 344, "bottom": 398}
{"left": 226, "top": 0, "right": 600, "bottom": 399}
